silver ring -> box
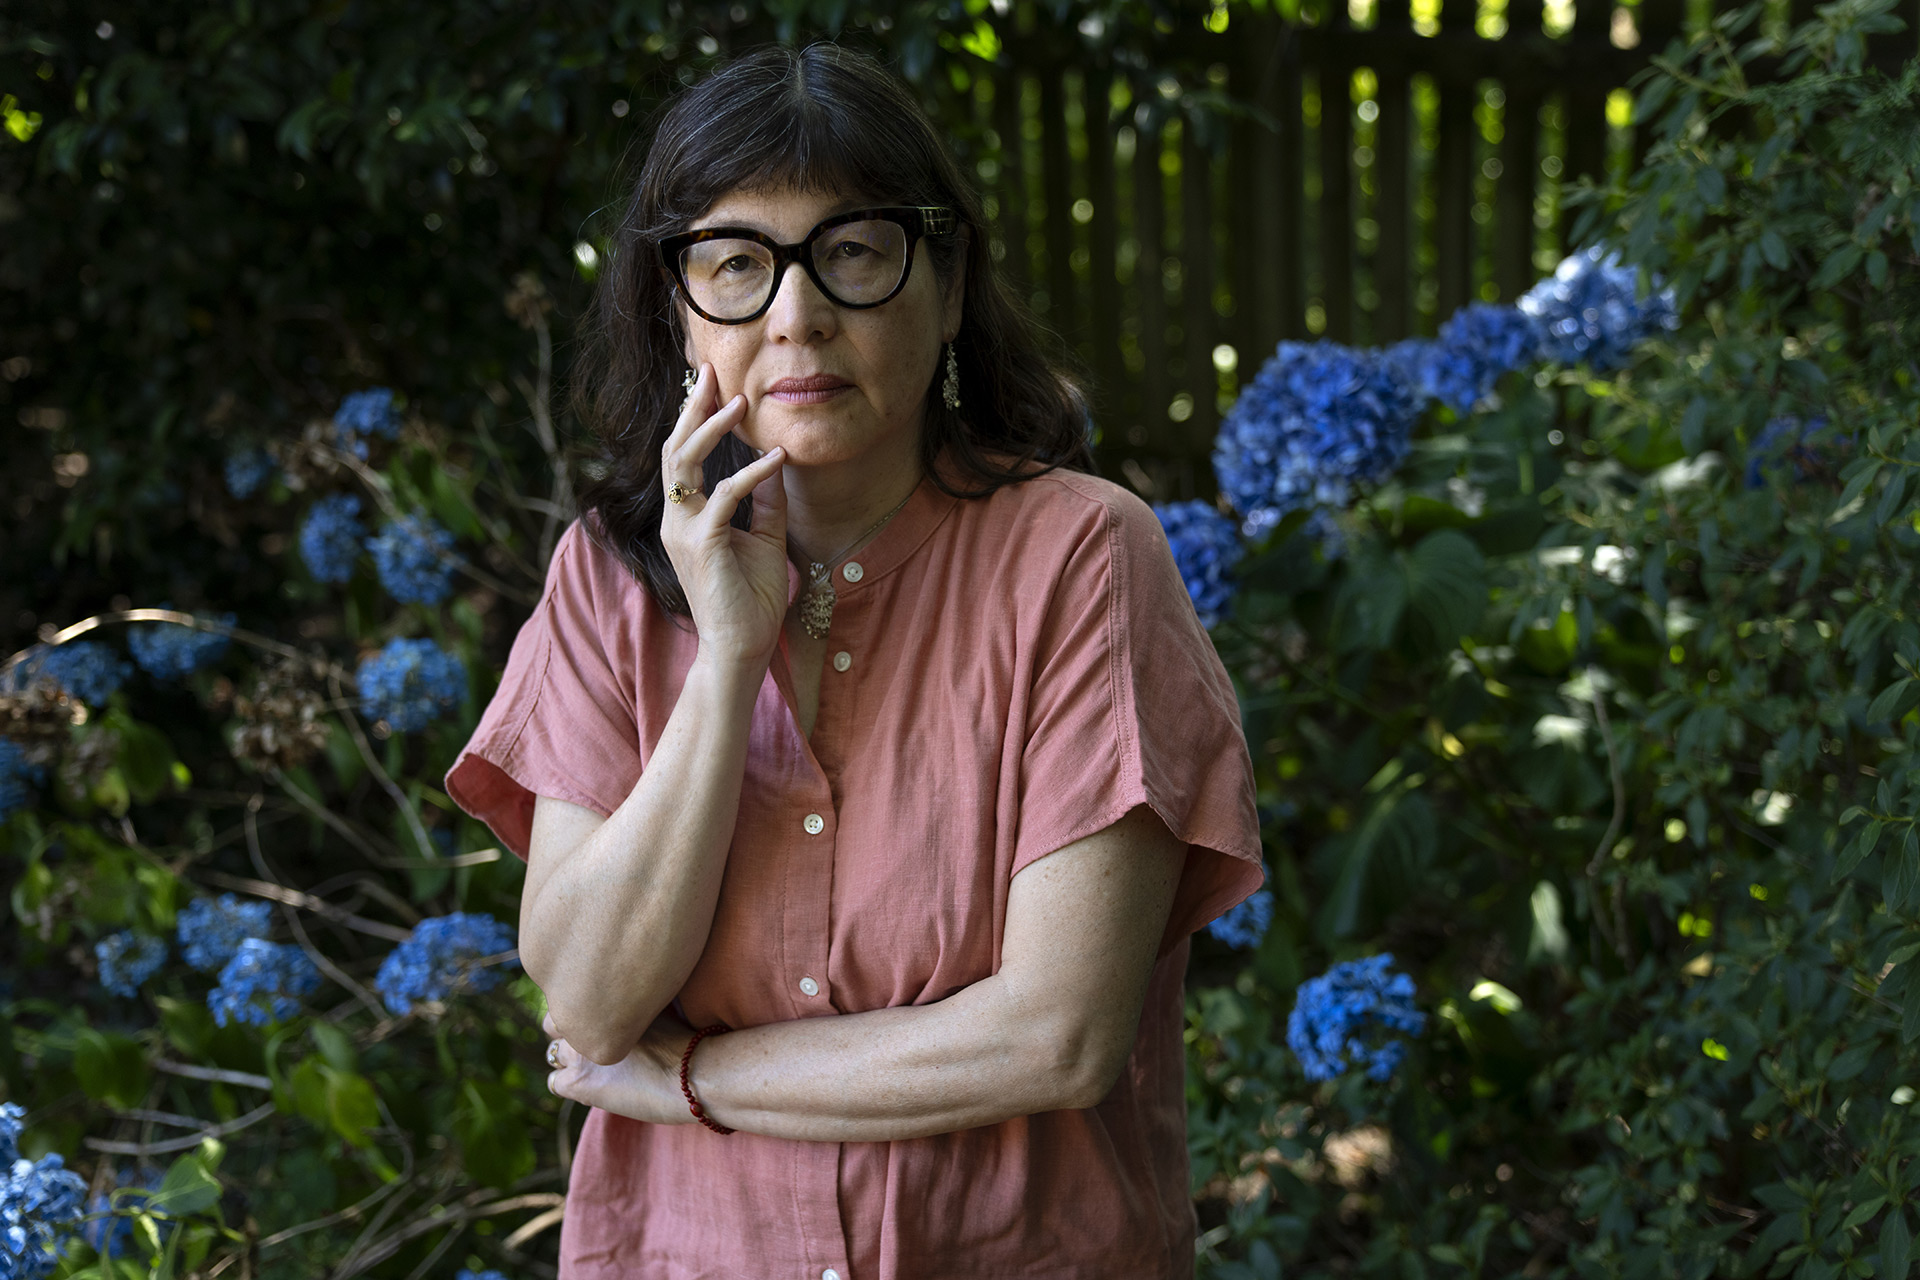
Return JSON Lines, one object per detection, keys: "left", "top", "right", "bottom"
{"left": 547, "top": 1040, "right": 563, "bottom": 1069}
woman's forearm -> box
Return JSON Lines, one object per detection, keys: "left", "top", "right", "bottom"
{"left": 521, "top": 652, "right": 764, "bottom": 1063}
{"left": 690, "top": 973, "right": 1116, "bottom": 1141}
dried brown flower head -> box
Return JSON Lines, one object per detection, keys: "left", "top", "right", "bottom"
{"left": 231, "top": 660, "right": 332, "bottom": 771}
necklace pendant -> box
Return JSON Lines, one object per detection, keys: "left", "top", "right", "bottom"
{"left": 800, "top": 564, "right": 835, "bottom": 640}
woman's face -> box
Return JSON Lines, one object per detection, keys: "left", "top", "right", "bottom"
{"left": 679, "top": 185, "right": 965, "bottom": 471}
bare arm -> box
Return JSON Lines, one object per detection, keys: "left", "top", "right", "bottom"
{"left": 544, "top": 803, "right": 1188, "bottom": 1139}
{"left": 520, "top": 366, "right": 791, "bottom": 1065}
{"left": 522, "top": 662, "right": 760, "bottom": 1064}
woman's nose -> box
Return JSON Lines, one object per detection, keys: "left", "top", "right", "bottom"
{"left": 763, "top": 260, "right": 837, "bottom": 344}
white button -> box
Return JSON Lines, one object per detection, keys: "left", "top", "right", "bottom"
{"left": 841, "top": 561, "right": 863, "bottom": 583}
{"left": 803, "top": 813, "right": 825, "bottom": 835}
{"left": 799, "top": 976, "right": 820, "bottom": 997}
{"left": 832, "top": 651, "right": 852, "bottom": 673}
{"left": 823, "top": 1271, "right": 841, "bottom": 1280}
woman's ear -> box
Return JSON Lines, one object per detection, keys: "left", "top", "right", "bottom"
{"left": 940, "top": 229, "right": 970, "bottom": 343}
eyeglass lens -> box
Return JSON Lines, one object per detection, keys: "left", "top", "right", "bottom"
{"left": 679, "top": 219, "right": 910, "bottom": 320}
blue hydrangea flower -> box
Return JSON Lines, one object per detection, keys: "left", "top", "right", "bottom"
{"left": 128, "top": 615, "right": 233, "bottom": 680}
{"left": 1213, "top": 341, "right": 1422, "bottom": 539}
{"left": 356, "top": 638, "right": 466, "bottom": 733}
{"left": 332, "top": 388, "right": 401, "bottom": 458}
{"left": 1518, "top": 246, "right": 1679, "bottom": 371}
{"left": 299, "top": 494, "right": 366, "bottom": 584}
{"left": 8, "top": 641, "right": 130, "bottom": 705}
{"left": 176, "top": 894, "right": 274, "bottom": 974}
{"left": 1286, "top": 953, "right": 1426, "bottom": 1082}
{"left": 456, "top": 1271, "right": 510, "bottom": 1280}
{"left": 224, "top": 448, "right": 276, "bottom": 499}
{"left": 95, "top": 932, "right": 167, "bottom": 998}
{"left": 0, "top": 1104, "right": 89, "bottom": 1280}
{"left": 207, "top": 938, "right": 322, "bottom": 1027}
{"left": 367, "top": 514, "right": 458, "bottom": 607}
{"left": 1208, "top": 888, "right": 1273, "bottom": 949}
{"left": 1745, "top": 415, "right": 1835, "bottom": 488}
{"left": 374, "top": 912, "right": 518, "bottom": 1016}
{"left": 1392, "top": 304, "right": 1541, "bottom": 415}
{"left": 1153, "top": 501, "right": 1244, "bottom": 629}
{"left": 0, "top": 740, "right": 45, "bottom": 823}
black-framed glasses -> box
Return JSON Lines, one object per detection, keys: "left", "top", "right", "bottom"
{"left": 659, "top": 206, "right": 957, "bottom": 325}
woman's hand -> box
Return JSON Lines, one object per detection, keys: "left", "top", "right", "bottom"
{"left": 544, "top": 1010, "right": 694, "bottom": 1125}
{"left": 659, "top": 363, "right": 790, "bottom": 668}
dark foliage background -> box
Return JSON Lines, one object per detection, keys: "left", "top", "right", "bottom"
{"left": 4, "top": 0, "right": 1920, "bottom": 1277}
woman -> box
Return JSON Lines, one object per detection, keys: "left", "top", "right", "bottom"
{"left": 446, "top": 43, "right": 1262, "bottom": 1279}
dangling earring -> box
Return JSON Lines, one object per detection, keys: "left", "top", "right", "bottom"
{"left": 679, "top": 367, "right": 697, "bottom": 414}
{"left": 941, "top": 343, "right": 961, "bottom": 411}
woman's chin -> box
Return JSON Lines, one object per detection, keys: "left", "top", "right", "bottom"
{"left": 740, "top": 409, "right": 908, "bottom": 469}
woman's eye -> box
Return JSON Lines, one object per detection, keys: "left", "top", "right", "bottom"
{"left": 719, "top": 255, "right": 758, "bottom": 274}
{"left": 829, "top": 241, "right": 873, "bottom": 260}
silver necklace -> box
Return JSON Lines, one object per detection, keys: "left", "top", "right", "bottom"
{"left": 792, "top": 487, "right": 916, "bottom": 640}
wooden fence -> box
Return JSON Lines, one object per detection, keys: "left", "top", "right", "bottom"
{"left": 953, "top": 0, "right": 1919, "bottom": 496}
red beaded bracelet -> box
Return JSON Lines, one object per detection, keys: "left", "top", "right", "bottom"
{"left": 678, "top": 1023, "right": 735, "bottom": 1135}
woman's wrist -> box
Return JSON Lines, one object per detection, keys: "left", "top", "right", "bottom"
{"left": 687, "top": 645, "right": 773, "bottom": 700}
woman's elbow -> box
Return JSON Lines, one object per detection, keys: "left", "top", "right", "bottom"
{"left": 1030, "top": 1014, "right": 1134, "bottom": 1111}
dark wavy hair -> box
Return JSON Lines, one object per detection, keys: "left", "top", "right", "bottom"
{"left": 572, "top": 43, "right": 1095, "bottom": 616}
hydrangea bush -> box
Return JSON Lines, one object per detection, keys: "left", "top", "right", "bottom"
{"left": 1178, "top": 5, "right": 1920, "bottom": 1275}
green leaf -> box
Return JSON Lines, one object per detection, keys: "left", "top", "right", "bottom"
{"left": 1405, "top": 530, "right": 1488, "bottom": 653}
{"left": 74, "top": 1028, "right": 150, "bottom": 1110}
{"left": 149, "top": 1152, "right": 223, "bottom": 1217}
{"left": 1881, "top": 1208, "right": 1911, "bottom": 1278}
{"left": 1759, "top": 228, "right": 1791, "bottom": 270}
{"left": 1836, "top": 820, "right": 1883, "bottom": 882}
{"left": 1890, "top": 827, "right": 1920, "bottom": 916}
{"left": 1869, "top": 680, "right": 1919, "bottom": 725}
{"left": 323, "top": 1066, "right": 380, "bottom": 1147}
{"left": 1841, "top": 1196, "right": 1887, "bottom": 1232}
{"left": 1837, "top": 460, "right": 1883, "bottom": 513}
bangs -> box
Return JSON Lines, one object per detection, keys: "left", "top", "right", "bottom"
{"left": 638, "top": 45, "right": 951, "bottom": 235}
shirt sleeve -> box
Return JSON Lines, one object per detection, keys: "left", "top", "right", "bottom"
{"left": 1010, "top": 485, "right": 1264, "bottom": 951}
{"left": 445, "top": 521, "right": 643, "bottom": 861}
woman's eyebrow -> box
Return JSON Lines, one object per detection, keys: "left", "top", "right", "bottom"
{"left": 688, "top": 199, "right": 886, "bottom": 238}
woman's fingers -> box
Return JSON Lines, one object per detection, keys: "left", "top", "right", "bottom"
{"left": 700, "top": 445, "right": 785, "bottom": 530}
{"left": 747, "top": 445, "right": 788, "bottom": 543}
{"left": 660, "top": 370, "right": 749, "bottom": 510}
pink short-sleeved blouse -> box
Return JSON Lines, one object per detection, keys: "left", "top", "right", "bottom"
{"left": 446, "top": 466, "right": 1263, "bottom": 1280}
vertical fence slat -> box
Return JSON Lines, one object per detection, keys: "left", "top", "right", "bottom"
{"left": 1372, "top": 0, "right": 1413, "bottom": 341}
{"left": 992, "top": 74, "right": 1030, "bottom": 297}
{"left": 1317, "top": 37, "right": 1354, "bottom": 343}
{"left": 1229, "top": 21, "right": 1275, "bottom": 367}
{"left": 1562, "top": 0, "right": 1612, "bottom": 203}
{"left": 1084, "top": 68, "right": 1123, "bottom": 428}
{"left": 1182, "top": 120, "right": 1219, "bottom": 445}
{"left": 1039, "top": 69, "right": 1078, "bottom": 344}
{"left": 1133, "top": 118, "right": 1172, "bottom": 451}
{"left": 1434, "top": 0, "right": 1478, "bottom": 316}
{"left": 1277, "top": 35, "right": 1307, "bottom": 342}
{"left": 1496, "top": 91, "right": 1541, "bottom": 300}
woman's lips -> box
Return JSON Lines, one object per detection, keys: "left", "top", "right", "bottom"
{"left": 766, "top": 375, "right": 853, "bottom": 405}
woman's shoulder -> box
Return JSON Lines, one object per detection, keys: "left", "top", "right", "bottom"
{"left": 963, "top": 459, "right": 1158, "bottom": 536}
{"left": 541, "top": 515, "right": 653, "bottom": 610}
{"left": 960, "top": 464, "right": 1171, "bottom": 569}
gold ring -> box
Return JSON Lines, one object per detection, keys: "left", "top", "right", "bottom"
{"left": 666, "top": 481, "right": 694, "bottom": 505}
{"left": 547, "top": 1040, "right": 563, "bottom": 1069}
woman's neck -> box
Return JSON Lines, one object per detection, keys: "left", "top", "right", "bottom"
{"left": 781, "top": 435, "right": 925, "bottom": 569}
